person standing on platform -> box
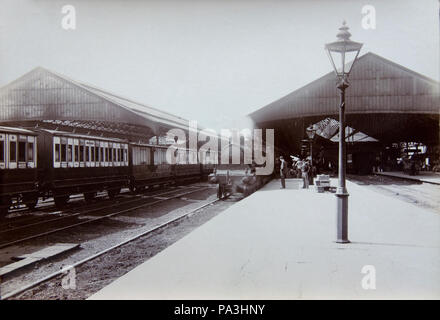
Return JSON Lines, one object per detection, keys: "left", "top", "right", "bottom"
{"left": 301, "top": 159, "right": 310, "bottom": 189}
{"left": 279, "top": 156, "right": 287, "bottom": 189}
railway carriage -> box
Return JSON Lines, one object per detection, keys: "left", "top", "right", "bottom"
{"left": 0, "top": 125, "right": 216, "bottom": 216}
{"left": 37, "top": 129, "right": 130, "bottom": 207}
{"left": 0, "top": 126, "right": 39, "bottom": 215}
{"left": 174, "top": 148, "right": 204, "bottom": 184}
{"left": 129, "top": 143, "right": 174, "bottom": 191}
{"left": 129, "top": 143, "right": 211, "bottom": 191}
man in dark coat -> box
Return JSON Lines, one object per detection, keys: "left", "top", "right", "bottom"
{"left": 279, "top": 156, "right": 287, "bottom": 189}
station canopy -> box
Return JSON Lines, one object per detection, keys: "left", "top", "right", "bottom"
{"left": 249, "top": 52, "right": 439, "bottom": 153}
{"left": 0, "top": 67, "right": 195, "bottom": 142}
{"left": 313, "top": 117, "right": 378, "bottom": 143}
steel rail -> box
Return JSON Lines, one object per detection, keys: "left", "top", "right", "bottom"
{"left": 0, "top": 186, "right": 211, "bottom": 250}
{"left": 0, "top": 192, "right": 113, "bottom": 228}
{"left": 0, "top": 197, "right": 219, "bottom": 300}
{"left": 0, "top": 186, "right": 203, "bottom": 235}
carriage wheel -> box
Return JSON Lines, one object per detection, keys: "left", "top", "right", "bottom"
{"left": 84, "top": 192, "right": 96, "bottom": 203}
{"left": 0, "top": 206, "right": 9, "bottom": 216}
{"left": 54, "top": 195, "right": 69, "bottom": 209}
{"left": 0, "top": 196, "right": 11, "bottom": 216}
{"left": 107, "top": 188, "right": 120, "bottom": 199}
{"left": 24, "top": 194, "right": 38, "bottom": 210}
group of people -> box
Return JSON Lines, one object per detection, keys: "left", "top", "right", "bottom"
{"left": 279, "top": 155, "right": 312, "bottom": 189}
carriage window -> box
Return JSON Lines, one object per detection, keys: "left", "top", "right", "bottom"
{"left": 10, "top": 141, "right": 17, "bottom": 161}
{"left": 85, "top": 146, "right": 90, "bottom": 162}
{"left": 61, "top": 143, "right": 67, "bottom": 162}
{"left": 0, "top": 141, "right": 4, "bottom": 162}
{"left": 28, "top": 142, "right": 34, "bottom": 162}
{"left": 109, "top": 148, "right": 113, "bottom": 162}
{"left": 67, "top": 145, "right": 73, "bottom": 162}
{"left": 74, "top": 145, "right": 79, "bottom": 162}
{"left": 154, "top": 149, "right": 165, "bottom": 165}
{"left": 139, "top": 147, "right": 150, "bottom": 165}
{"left": 91, "top": 146, "right": 95, "bottom": 162}
{"left": 113, "top": 148, "right": 116, "bottom": 163}
{"left": 101, "top": 147, "right": 105, "bottom": 162}
{"left": 124, "top": 148, "right": 128, "bottom": 164}
{"left": 18, "top": 141, "right": 26, "bottom": 162}
{"left": 79, "top": 146, "right": 84, "bottom": 162}
{"left": 55, "top": 144, "right": 61, "bottom": 162}
{"left": 95, "top": 146, "right": 99, "bottom": 162}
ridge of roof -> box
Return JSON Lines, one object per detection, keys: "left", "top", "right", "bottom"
{"left": 76, "top": 80, "right": 189, "bottom": 124}
{"left": 42, "top": 68, "right": 191, "bottom": 127}
{"left": 0, "top": 67, "right": 192, "bottom": 131}
{"left": 248, "top": 52, "right": 439, "bottom": 118}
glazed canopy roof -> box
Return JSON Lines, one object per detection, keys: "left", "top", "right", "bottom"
{"left": 0, "top": 67, "right": 194, "bottom": 140}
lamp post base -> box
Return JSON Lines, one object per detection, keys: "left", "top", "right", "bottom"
{"left": 335, "top": 192, "right": 349, "bottom": 243}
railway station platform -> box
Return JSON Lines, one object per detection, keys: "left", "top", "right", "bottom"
{"left": 90, "top": 179, "right": 440, "bottom": 300}
{"left": 375, "top": 171, "right": 440, "bottom": 185}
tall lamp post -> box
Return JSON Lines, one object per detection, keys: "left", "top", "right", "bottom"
{"left": 325, "top": 21, "right": 363, "bottom": 243}
{"left": 306, "top": 124, "right": 317, "bottom": 184}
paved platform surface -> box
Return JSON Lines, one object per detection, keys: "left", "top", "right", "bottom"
{"left": 90, "top": 179, "right": 440, "bottom": 300}
{"left": 376, "top": 171, "right": 440, "bottom": 185}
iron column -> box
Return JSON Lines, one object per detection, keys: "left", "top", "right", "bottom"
{"left": 336, "top": 79, "right": 349, "bottom": 243}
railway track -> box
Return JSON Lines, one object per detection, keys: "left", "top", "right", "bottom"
{"left": 0, "top": 185, "right": 200, "bottom": 235}
{"left": 0, "top": 184, "right": 185, "bottom": 227}
{"left": 0, "top": 185, "right": 212, "bottom": 249}
{"left": 0, "top": 197, "right": 220, "bottom": 300}
{"left": 0, "top": 191, "right": 114, "bottom": 229}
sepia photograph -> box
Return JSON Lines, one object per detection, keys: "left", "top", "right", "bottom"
{"left": 0, "top": 0, "right": 439, "bottom": 308}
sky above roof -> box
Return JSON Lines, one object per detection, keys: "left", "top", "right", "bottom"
{"left": 0, "top": 0, "right": 438, "bottom": 132}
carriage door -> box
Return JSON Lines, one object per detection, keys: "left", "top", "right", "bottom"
{"left": 73, "top": 139, "right": 79, "bottom": 168}
{"left": 104, "top": 142, "right": 109, "bottom": 167}
{"left": 92, "top": 141, "right": 98, "bottom": 168}
{"left": 100, "top": 141, "right": 105, "bottom": 167}
{"left": 60, "top": 137, "right": 68, "bottom": 168}
{"left": 53, "top": 136, "right": 61, "bottom": 168}
{"left": 79, "top": 140, "right": 85, "bottom": 168}
{"left": 27, "top": 135, "right": 36, "bottom": 168}
{"left": 124, "top": 144, "right": 129, "bottom": 166}
{"left": 8, "top": 134, "right": 17, "bottom": 169}
{"left": 114, "top": 143, "right": 120, "bottom": 167}
{"left": 0, "top": 133, "right": 5, "bottom": 170}
{"left": 17, "top": 135, "right": 28, "bottom": 169}
{"left": 67, "top": 138, "right": 74, "bottom": 168}
{"left": 91, "top": 141, "right": 97, "bottom": 167}
{"left": 108, "top": 142, "right": 113, "bottom": 167}
{"left": 113, "top": 144, "right": 118, "bottom": 167}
